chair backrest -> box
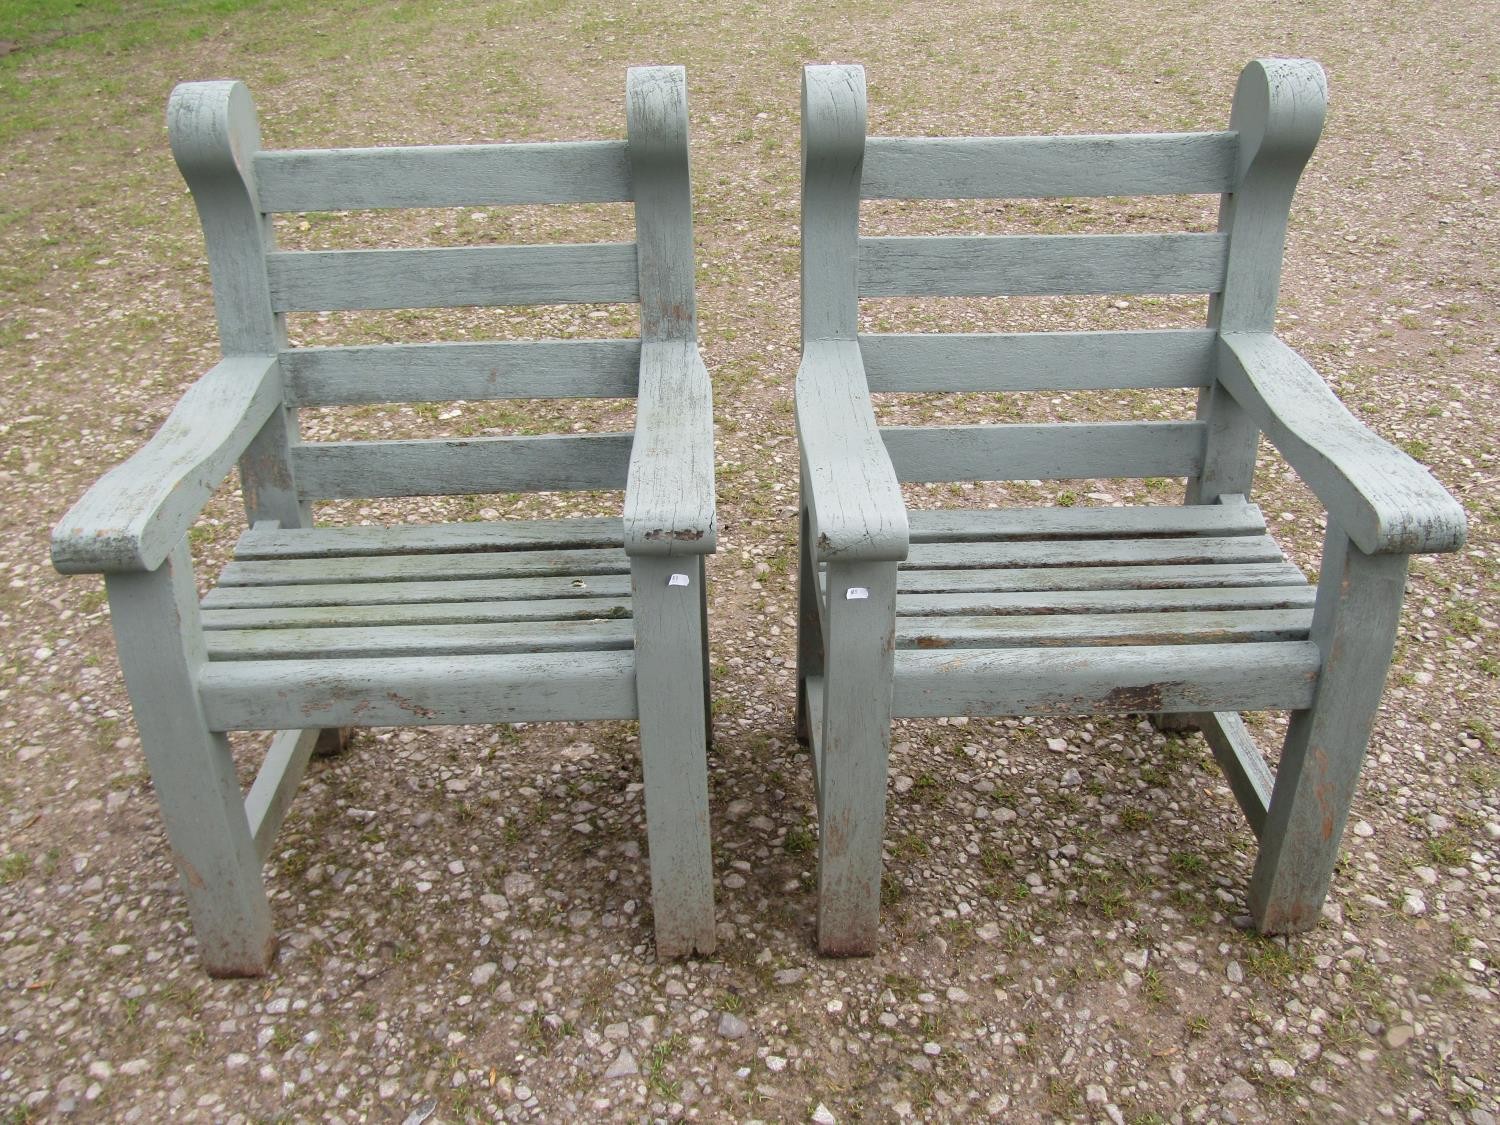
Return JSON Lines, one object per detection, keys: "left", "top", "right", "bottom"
{"left": 169, "top": 66, "right": 695, "bottom": 522}
{"left": 801, "top": 60, "right": 1327, "bottom": 488}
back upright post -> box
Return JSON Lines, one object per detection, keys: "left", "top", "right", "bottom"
{"left": 1187, "top": 59, "right": 1327, "bottom": 506}
{"left": 624, "top": 66, "right": 717, "bottom": 958}
{"left": 168, "top": 82, "right": 308, "bottom": 530}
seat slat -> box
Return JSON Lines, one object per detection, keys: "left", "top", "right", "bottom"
{"left": 896, "top": 560, "right": 1308, "bottom": 594}
{"left": 205, "top": 619, "right": 634, "bottom": 660}
{"left": 202, "top": 572, "right": 633, "bottom": 609}
{"left": 906, "top": 502, "right": 1266, "bottom": 542}
{"left": 882, "top": 421, "right": 1205, "bottom": 483}
{"left": 217, "top": 547, "right": 630, "bottom": 587}
{"left": 860, "top": 132, "right": 1238, "bottom": 200}
{"left": 898, "top": 608, "right": 1312, "bottom": 649}
{"left": 202, "top": 595, "right": 630, "bottom": 630}
{"left": 198, "top": 651, "right": 639, "bottom": 731}
{"left": 266, "top": 244, "right": 640, "bottom": 312}
{"left": 904, "top": 534, "right": 1286, "bottom": 571}
{"left": 858, "top": 233, "right": 1228, "bottom": 298}
{"left": 291, "top": 433, "right": 633, "bottom": 500}
{"left": 234, "top": 517, "right": 625, "bottom": 560}
{"left": 860, "top": 329, "right": 1216, "bottom": 393}
{"left": 898, "top": 584, "right": 1315, "bottom": 618}
{"left": 891, "top": 641, "right": 1321, "bottom": 717}
{"left": 253, "top": 140, "right": 634, "bottom": 212}
{"left": 283, "top": 339, "right": 642, "bottom": 407}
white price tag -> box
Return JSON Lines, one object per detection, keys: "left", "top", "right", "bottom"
{"left": 668, "top": 573, "right": 691, "bottom": 587}
{"left": 845, "top": 587, "right": 869, "bottom": 600}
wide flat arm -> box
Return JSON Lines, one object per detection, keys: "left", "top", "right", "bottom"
{"left": 52, "top": 354, "right": 283, "bottom": 574}
{"left": 1217, "top": 333, "right": 1466, "bottom": 555}
{"left": 622, "top": 338, "right": 716, "bottom": 556}
{"left": 796, "top": 339, "right": 910, "bottom": 563}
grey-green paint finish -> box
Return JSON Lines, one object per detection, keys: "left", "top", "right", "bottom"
{"left": 795, "top": 59, "right": 1466, "bottom": 954}
{"left": 52, "top": 67, "right": 715, "bottom": 973}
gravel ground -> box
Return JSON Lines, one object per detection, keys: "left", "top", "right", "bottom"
{"left": 2, "top": 1, "right": 1497, "bottom": 1122}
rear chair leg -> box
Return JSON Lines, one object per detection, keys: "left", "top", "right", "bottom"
{"left": 106, "top": 541, "right": 275, "bottom": 977}
{"left": 632, "top": 555, "right": 717, "bottom": 958}
{"left": 1250, "top": 529, "right": 1408, "bottom": 932}
{"left": 795, "top": 502, "right": 824, "bottom": 745}
{"left": 816, "top": 561, "right": 897, "bottom": 956}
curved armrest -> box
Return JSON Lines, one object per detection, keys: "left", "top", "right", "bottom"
{"left": 796, "top": 339, "right": 909, "bottom": 562}
{"left": 623, "top": 339, "right": 716, "bottom": 556}
{"left": 52, "top": 354, "right": 284, "bottom": 574}
{"left": 1217, "top": 333, "right": 1466, "bottom": 555}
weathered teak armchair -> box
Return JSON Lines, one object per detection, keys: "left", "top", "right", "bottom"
{"left": 795, "top": 61, "right": 1466, "bottom": 955}
{"left": 52, "top": 67, "right": 717, "bottom": 975}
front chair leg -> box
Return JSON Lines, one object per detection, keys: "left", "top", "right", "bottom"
{"left": 1250, "top": 529, "right": 1408, "bottom": 933}
{"left": 795, "top": 502, "right": 824, "bottom": 745}
{"left": 632, "top": 554, "right": 716, "bottom": 958}
{"left": 817, "top": 560, "right": 897, "bottom": 956}
{"left": 106, "top": 541, "right": 275, "bottom": 977}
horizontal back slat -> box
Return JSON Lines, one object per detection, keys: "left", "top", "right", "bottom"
{"left": 254, "top": 141, "right": 633, "bottom": 211}
{"left": 881, "top": 421, "right": 1205, "bottom": 482}
{"left": 861, "top": 132, "right": 1238, "bottom": 200}
{"left": 291, "top": 433, "right": 634, "bottom": 499}
{"left": 860, "top": 330, "right": 1215, "bottom": 392}
{"left": 858, "top": 234, "right": 1228, "bottom": 297}
{"left": 266, "top": 244, "right": 639, "bottom": 311}
{"left": 283, "top": 339, "right": 642, "bottom": 405}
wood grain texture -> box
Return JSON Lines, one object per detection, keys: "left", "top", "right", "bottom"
{"left": 897, "top": 560, "right": 1306, "bottom": 594}
{"left": 217, "top": 546, "right": 629, "bottom": 586}
{"left": 203, "top": 573, "right": 633, "bottom": 609}
{"left": 797, "top": 340, "right": 909, "bottom": 562}
{"left": 892, "top": 641, "right": 1320, "bottom": 717}
{"left": 906, "top": 501, "right": 1266, "bottom": 542}
{"left": 253, "top": 141, "right": 633, "bottom": 211}
{"left": 245, "top": 728, "right": 320, "bottom": 863}
{"left": 631, "top": 553, "right": 717, "bottom": 956}
{"left": 1218, "top": 333, "right": 1466, "bottom": 554}
{"left": 861, "top": 132, "right": 1237, "bottom": 200}
{"left": 283, "top": 339, "right": 642, "bottom": 406}
{"left": 204, "top": 618, "right": 633, "bottom": 659}
{"left": 52, "top": 355, "right": 282, "bottom": 574}
{"left": 105, "top": 541, "right": 275, "bottom": 976}
{"left": 232, "top": 516, "right": 625, "bottom": 558}
{"left": 1250, "top": 530, "right": 1409, "bottom": 932}
{"left": 623, "top": 340, "right": 716, "bottom": 556}
{"left": 801, "top": 64, "right": 866, "bottom": 344}
{"left": 291, "top": 433, "right": 633, "bottom": 499}
{"left": 860, "top": 330, "right": 1215, "bottom": 393}
{"left": 857, "top": 233, "right": 1229, "bottom": 297}
{"left": 202, "top": 595, "right": 628, "bottom": 629}
{"left": 896, "top": 607, "right": 1312, "bottom": 649}
{"left": 266, "top": 243, "right": 640, "bottom": 312}
{"left": 880, "top": 420, "right": 1206, "bottom": 483}
{"left": 627, "top": 66, "right": 696, "bottom": 341}
{"left": 897, "top": 585, "right": 1313, "bottom": 617}
{"left": 817, "top": 560, "right": 899, "bottom": 955}
{"left": 1197, "top": 710, "right": 1274, "bottom": 838}
{"left": 198, "top": 651, "right": 639, "bottom": 730}
{"left": 905, "top": 534, "right": 1284, "bottom": 570}
{"left": 1192, "top": 58, "right": 1328, "bottom": 502}
{"left": 168, "top": 80, "right": 306, "bottom": 529}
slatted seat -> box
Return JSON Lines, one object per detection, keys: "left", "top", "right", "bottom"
{"left": 794, "top": 61, "right": 1467, "bottom": 955}
{"left": 52, "top": 68, "right": 718, "bottom": 975}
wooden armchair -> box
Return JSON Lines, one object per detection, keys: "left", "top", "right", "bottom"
{"left": 52, "top": 67, "right": 717, "bottom": 974}
{"left": 794, "top": 61, "right": 1466, "bottom": 955}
